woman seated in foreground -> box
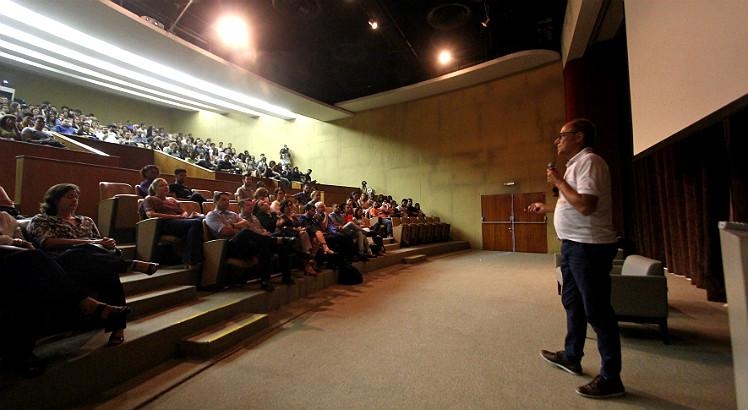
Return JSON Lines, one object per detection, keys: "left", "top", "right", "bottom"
{"left": 27, "top": 184, "right": 159, "bottom": 346}
{"left": 1, "top": 211, "right": 133, "bottom": 376}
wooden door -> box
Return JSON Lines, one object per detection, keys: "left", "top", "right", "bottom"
{"left": 513, "top": 192, "right": 548, "bottom": 253}
{"left": 481, "top": 192, "right": 548, "bottom": 253}
{"left": 481, "top": 194, "right": 513, "bottom": 251}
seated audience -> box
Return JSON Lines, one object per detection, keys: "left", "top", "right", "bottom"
{"left": 169, "top": 168, "right": 206, "bottom": 205}
{"left": 277, "top": 199, "right": 318, "bottom": 276}
{"left": 329, "top": 203, "right": 373, "bottom": 260}
{"left": 20, "top": 116, "right": 65, "bottom": 147}
{"left": 27, "top": 184, "right": 158, "bottom": 346}
{"left": 269, "top": 187, "right": 286, "bottom": 213}
{"left": 52, "top": 118, "right": 77, "bottom": 134}
{"left": 206, "top": 193, "right": 292, "bottom": 292}
{"left": 1, "top": 113, "right": 21, "bottom": 140}
{"left": 293, "top": 183, "right": 313, "bottom": 205}
{"left": 142, "top": 178, "right": 203, "bottom": 267}
{"left": 136, "top": 164, "right": 159, "bottom": 198}
{"left": 235, "top": 173, "right": 255, "bottom": 201}
{"left": 297, "top": 203, "right": 336, "bottom": 260}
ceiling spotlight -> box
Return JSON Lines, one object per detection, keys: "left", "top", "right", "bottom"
{"left": 481, "top": 17, "right": 491, "bottom": 28}
{"left": 368, "top": 19, "right": 378, "bottom": 30}
{"left": 437, "top": 50, "right": 452, "bottom": 65}
{"left": 215, "top": 15, "right": 250, "bottom": 49}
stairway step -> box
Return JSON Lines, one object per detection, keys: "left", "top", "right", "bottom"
{"left": 121, "top": 266, "right": 197, "bottom": 296}
{"left": 384, "top": 242, "right": 400, "bottom": 251}
{"left": 119, "top": 243, "right": 136, "bottom": 260}
{"left": 127, "top": 286, "right": 197, "bottom": 319}
{"left": 403, "top": 254, "right": 427, "bottom": 264}
{"left": 179, "top": 313, "right": 269, "bottom": 358}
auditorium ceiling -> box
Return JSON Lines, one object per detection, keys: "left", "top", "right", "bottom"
{"left": 113, "top": 0, "right": 567, "bottom": 105}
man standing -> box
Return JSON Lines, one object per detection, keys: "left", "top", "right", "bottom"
{"left": 527, "top": 118, "right": 623, "bottom": 399}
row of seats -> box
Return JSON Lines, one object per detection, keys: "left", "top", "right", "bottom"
{"left": 97, "top": 183, "right": 248, "bottom": 287}
{"left": 390, "top": 216, "right": 451, "bottom": 246}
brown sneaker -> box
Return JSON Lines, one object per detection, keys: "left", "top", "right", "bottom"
{"left": 576, "top": 375, "right": 625, "bottom": 399}
{"left": 540, "top": 349, "right": 582, "bottom": 375}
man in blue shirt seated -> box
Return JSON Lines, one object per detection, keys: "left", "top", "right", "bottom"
{"left": 52, "top": 118, "right": 77, "bottom": 135}
{"left": 204, "top": 192, "right": 294, "bottom": 291}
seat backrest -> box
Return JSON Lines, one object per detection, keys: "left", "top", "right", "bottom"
{"left": 192, "top": 189, "right": 213, "bottom": 199}
{"left": 100, "top": 182, "right": 135, "bottom": 200}
{"left": 178, "top": 200, "right": 201, "bottom": 215}
{"left": 202, "top": 201, "right": 215, "bottom": 213}
{"left": 621, "top": 255, "right": 664, "bottom": 277}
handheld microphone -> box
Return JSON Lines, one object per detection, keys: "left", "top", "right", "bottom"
{"left": 549, "top": 146, "right": 559, "bottom": 197}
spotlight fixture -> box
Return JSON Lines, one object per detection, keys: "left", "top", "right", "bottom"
{"left": 438, "top": 50, "right": 452, "bottom": 65}
{"left": 368, "top": 19, "right": 378, "bottom": 30}
{"left": 480, "top": 0, "right": 490, "bottom": 28}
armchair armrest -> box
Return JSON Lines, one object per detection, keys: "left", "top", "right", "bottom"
{"left": 136, "top": 218, "right": 162, "bottom": 261}
{"left": 201, "top": 239, "right": 229, "bottom": 287}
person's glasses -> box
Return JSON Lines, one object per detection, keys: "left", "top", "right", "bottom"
{"left": 556, "top": 130, "right": 579, "bottom": 139}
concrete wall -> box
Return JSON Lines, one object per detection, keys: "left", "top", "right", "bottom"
{"left": 181, "top": 62, "right": 566, "bottom": 249}
{"left": 0, "top": 64, "right": 176, "bottom": 129}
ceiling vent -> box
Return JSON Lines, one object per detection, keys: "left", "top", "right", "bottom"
{"left": 427, "top": 3, "right": 473, "bottom": 30}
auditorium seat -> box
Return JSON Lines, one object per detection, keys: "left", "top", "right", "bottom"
{"left": 192, "top": 188, "right": 213, "bottom": 200}
{"left": 97, "top": 182, "right": 140, "bottom": 243}
{"left": 135, "top": 200, "right": 201, "bottom": 263}
{"left": 200, "top": 221, "right": 257, "bottom": 288}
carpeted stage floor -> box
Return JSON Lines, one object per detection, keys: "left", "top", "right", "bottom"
{"left": 93, "top": 250, "right": 735, "bottom": 410}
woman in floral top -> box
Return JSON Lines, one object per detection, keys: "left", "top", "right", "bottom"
{"left": 28, "top": 183, "right": 158, "bottom": 346}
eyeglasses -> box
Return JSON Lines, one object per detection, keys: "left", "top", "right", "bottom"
{"left": 556, "top": 130, "right": 579, "bottom": 139}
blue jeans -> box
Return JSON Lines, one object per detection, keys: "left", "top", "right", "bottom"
{"left": 560, "top": 240, "right": 621, "bottom": 380}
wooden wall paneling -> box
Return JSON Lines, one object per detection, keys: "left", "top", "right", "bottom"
{"left": 15, "top": 156, "right": 141, "bottom": 220}
{"left": 1, "top": 140, "right": 121, "bottom": 199}
{"left": 68, "top": 135, "right": 154, "bottom": 169}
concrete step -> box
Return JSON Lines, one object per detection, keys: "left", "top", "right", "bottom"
{"left": 403, "top": 254, "right": 427, "bottom": 264}
{"left": 121, "top": 265, "right": 197, "bottom": 296}
{"left": 179, "top": 313, "right": 269, "bottom": 358}
{"left": 356, "top": 240, "right": 470, "bottom": 273}
{"left": 0, "top": 290, "right": 268, "bottom": 410}
{"left": 119, "top": 243, "right": 136, "bottom": 260}
{"left": 127, "top": 286, "right": 197, "bottom": 319}
{"left": 384, "top": 242, "right": 400, "bottom": 252}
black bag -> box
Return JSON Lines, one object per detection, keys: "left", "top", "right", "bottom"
{"left": 337, "top": 264, "right": 363, "bottom": 285}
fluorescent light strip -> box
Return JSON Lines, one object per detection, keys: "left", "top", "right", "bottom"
{"left": 0, "top": 0, "right": 297, "bottom": 119}
{"left": 0, "top": 23, "right": 266, "bottom": 118}
{"left": 0, "top": 50, "right": 208, "bottom": 112}
{"left": 0, "top": 37, "right": 224, "bottom": 113}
